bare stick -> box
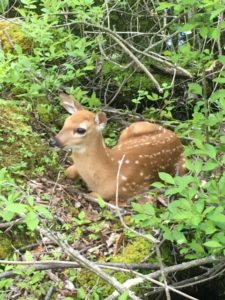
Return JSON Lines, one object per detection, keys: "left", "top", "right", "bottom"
{"left": 155, "top": 244, "right": 171, "bottom": 300}
{"left": 0, "top": 259, "right": 159, "bottom": 270}
{"left": 53, "top": 21, "right": 163, "bottom": 93}
{"left": 38, "top": 227, "right": 141, "bottom": 300}
{"left": 109, "top": 35, "right": 163, "bottom": 93}
{"left": 105, "top": 256, "right": 224, "bottom": 300}
{"left": 0, "top": 218, "right": 23, "bottom": 229}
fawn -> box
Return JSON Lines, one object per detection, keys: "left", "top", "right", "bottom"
{"left": 50, "top": 93, "right": 185, "bottom": 205}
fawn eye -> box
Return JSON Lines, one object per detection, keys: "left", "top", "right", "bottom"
{"left": 75, "top": 127, "right": 86, "bottom": 135}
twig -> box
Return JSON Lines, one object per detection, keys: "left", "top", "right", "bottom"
{"left": 44, "top": 283, "right": 55, "bottom": 300}
{"left": 146, "top": 262, "right": 225, "bottom": 297}
{"left": 38, "top": 227, "right": 141, "bottom": 300}
{"left": 0, "top": 259, "right": 159, "bottom": 270}
{"left": 132, "top": 270, "right": 199, "bottom": 300}
{"left": 0, "top": 218, "right": 23, "bottom": 229}
{"left": 105, "top": 256, "right": 224, "bottom": 300}
{"left": 53, "top": 20, "right": 163, "bottom": 93}
{"left": 155, "top": 244, "right": 171, "bottom": 300}
{"left": 109, "top": 34, "right": 163, "bottom": 93}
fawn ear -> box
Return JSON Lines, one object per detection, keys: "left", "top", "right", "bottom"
{"left": 95, "top": 112, "right": 107, "bottom": 131}
{"left": 59, "top": 93, "right": 83, "bottom": 114}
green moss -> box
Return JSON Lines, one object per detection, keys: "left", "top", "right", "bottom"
{"left": 0, "top": 229, "right": 36, "bottom": 259}
{"left": 77, "top": 237, "right": 153, "bottom": 298}
{"left": 0, "top": 233, "right": 11, "bottom": 259}
{"left": 112, "top": 237, "right": 152, "bottom": 263}
{"left": 0, "top": 99, "right": 58, "bottom": 179}
{"left": 0, "top": 21, "right": 30, "bottom": 52}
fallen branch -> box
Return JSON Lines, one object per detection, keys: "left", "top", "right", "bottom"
{"left": 105, "top": 255, "right": 225, "bottom": 300}
{"left": 0, "top": 218, "right": 23, "bottom": 229}
{"left": 38, "top": 226, "right": 141, "bottom": 300}
{"left": 0, "top": 259, "right": 159, "bottom": 276}
{"left": 53, "top": 21, "right": 163, "bottom": 93}
{"left": 146, "top": 262, "right": 225, "bottom": 297}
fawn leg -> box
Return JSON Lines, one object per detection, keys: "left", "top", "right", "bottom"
{"left": 176, "top": 155, "right": 186, "bottom": 176}
{"left": 65, "top": 164, "right": 78, "bottom": 179}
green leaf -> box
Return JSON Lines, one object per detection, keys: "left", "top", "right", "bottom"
{"left": 78, "top": 211, "right": 86, "bottom": 220}
{"left": 210, "top": 28, "right": 220, "bottom": 40}
{"left": 213, "top": 77, "right": 225, "bottom": 84}
{"left": 202, "top": 161, "right": 219, "bottom": 171}
{"left": 219, "top": 175, "right": 225, "bottom": 194}
{"left": 204, "top": 144, "right": 217, "bottom": 159}
{"left": 151, "top": 181, "right": 165, "bottom": 188}
{"left": 210, "top": 7, "right": 225, "bottom": 20}
{"left": 218, "top": 55, "right": 225, "bottom": 65}
{"left": 188, "top": 83, "right": 202, "bottom": 95}
{"left": 5, "top": 203, "right": 27, "bottom": 214}
{"left": 190, "top": 241, "right": 205, "bottom": 254}
{"left": 132, "top": 202, "right": 144, "bottom": 213}
{"left": 213, "top": 232, "right": 225, "bottom": 245}
{"left": 97, "top": 196, "right": 106, "bottom": 208}
{"left": 143, "top": 203, "right": 155, "bottom": 215}
{"left": 36, "top": 206, "right": 52, "bottom": 219}
{"left": 0, "top": 210, "right": 14, "bottom": 222}
{"left": 88, "top": 92, "right": 101, "bottom": 107}
{"left": 77, "top": 287, "right": 86, "bottom": 299}
{"left": 24, "top": 211, "right": 39, "bottom": 231}
{"left": 172, "top": 230, "right": 187, "bottom": 244}
{"left": 156, "top": 2, "right": 174, "bottom": 11}
{"left": 165, "top": 187, "right": 182, "bottom": 196}
{"left": 119, "top": 291, "right": 129, "bottom": 300}
{"left": 203, "top": 240, "right": 222, "bottom": 248}
{"left": 27, "top": 196, "right": 34, "bottom": 206}
{"left": 0, "top": 0, "right": 8, "bottom": 13}
{"left": 194, "top": 200, "right": 204, "bottom": 214}
{"left": 172, "top": 211, "right": 193, "bottom": 221}
{"left": 133, "top": 214, "right": 148, "bottom": 222}
{"left": 190, "top": 215, "right": 202, "bottom": 227}
{"left": 200, "top": 221, "right": 217, "bottom": 234}
{"left": 159, "top": 172, "right": 175, "bottom": 185}
{"left": 169, "top": 199, "right": 192, "bottom": 211}
{"left": 208, "top": 212, "right": 225, "bottom": 224}
{"left": 199, "top": 27, "right": 208, "bottom": 38}
{"left": 179, "top": 23, "right": 196, "bottom": 32}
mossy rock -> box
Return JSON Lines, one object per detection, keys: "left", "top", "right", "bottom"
{"left": 0, "top": 20, "right": 30, "bottom": 52}
{"left": 77, "top": 237, "right": 153, "bottom": 298}
{"left": 0, "top": 99, "right": 58, "bottom": 179}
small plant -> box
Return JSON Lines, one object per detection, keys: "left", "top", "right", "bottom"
{"left": 0, "top": 168, "right": 52, "bottom": 231}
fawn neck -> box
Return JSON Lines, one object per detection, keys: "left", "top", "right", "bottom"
{"left": 72, "top": 133, "right": 116, "bottom": 188}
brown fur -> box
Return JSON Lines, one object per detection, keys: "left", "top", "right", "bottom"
{"left": 53, "top": 93, "right": 185, "bottom": 205}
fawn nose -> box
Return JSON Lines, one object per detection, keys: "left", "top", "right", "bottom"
{"left": 49, "top": 138, "right": 60, "bottom": 148}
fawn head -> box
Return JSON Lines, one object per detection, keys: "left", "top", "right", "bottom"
{"left": 49, "top": 93, "right": 107, "bottom": 152}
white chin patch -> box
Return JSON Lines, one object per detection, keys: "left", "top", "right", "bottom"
{"left": 64, "top": 145, "right": 86, "bottom": 153}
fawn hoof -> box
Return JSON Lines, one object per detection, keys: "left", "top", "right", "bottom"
{"left": 65, "top": 165, "right": 78, "bottom": 179}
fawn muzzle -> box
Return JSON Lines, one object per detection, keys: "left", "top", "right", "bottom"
{"left": 49, "top": 137, "right": 61, "bottom": 148}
